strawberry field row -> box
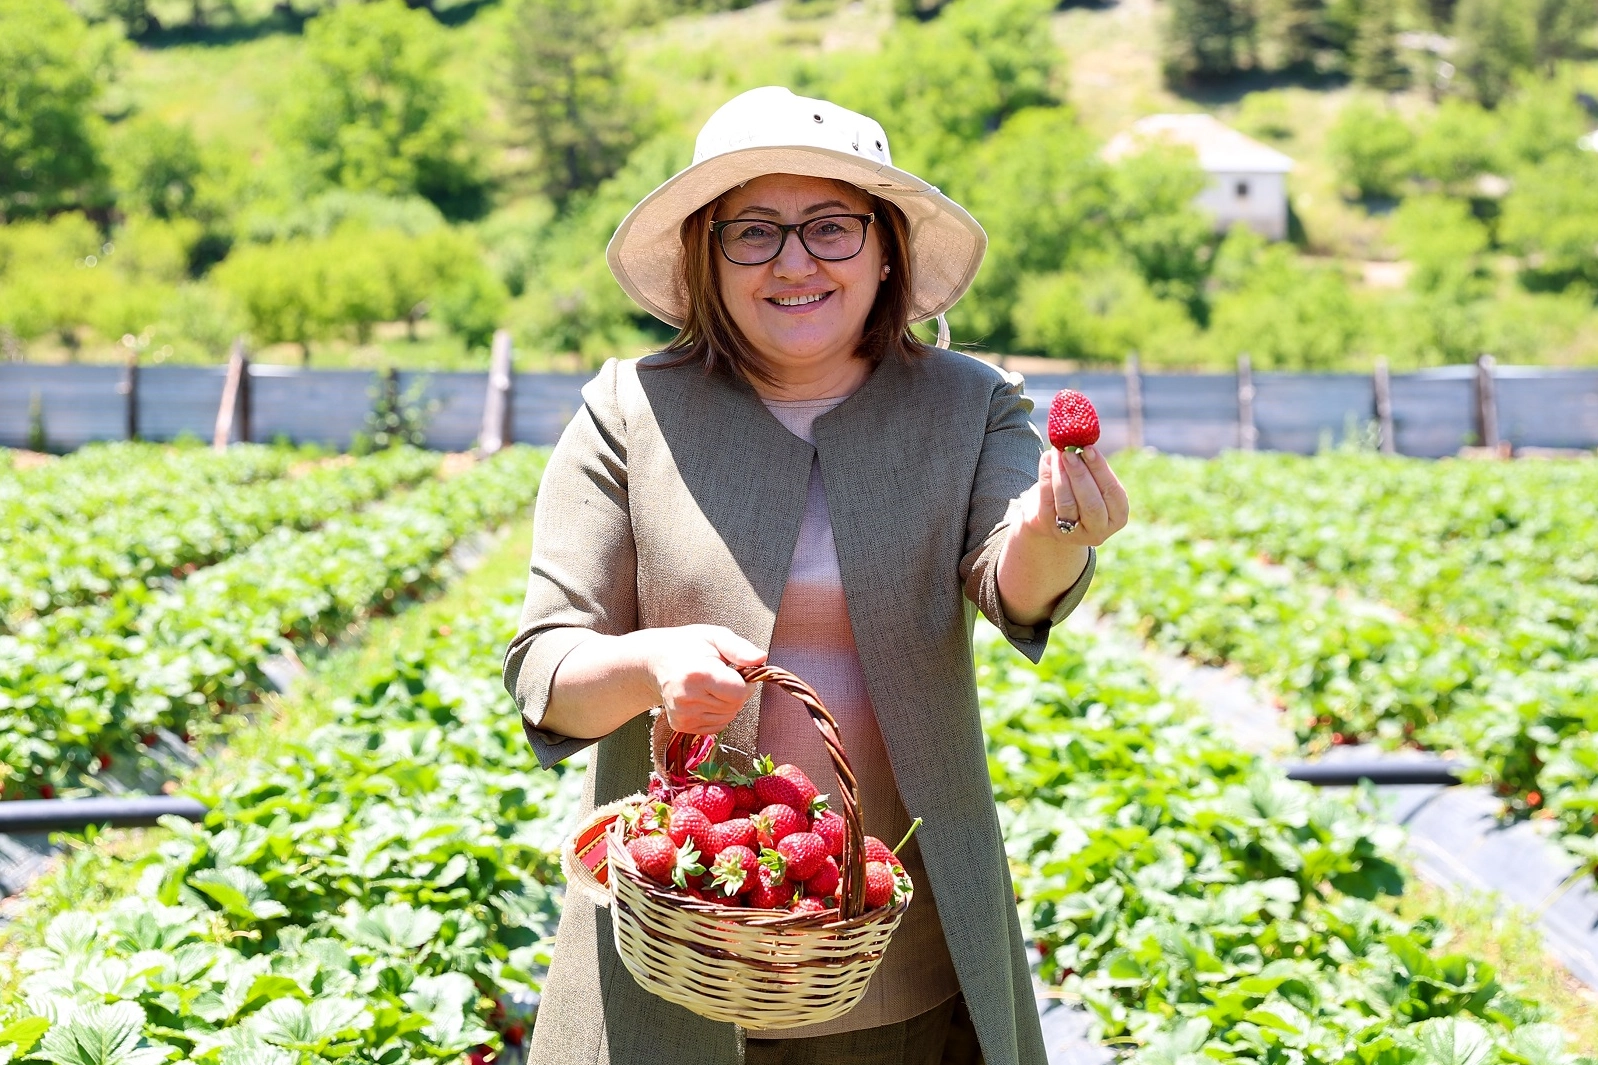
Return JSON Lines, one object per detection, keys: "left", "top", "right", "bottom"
{"left": 0, "top": 573, "right": 574, "bottom": 1065}
{"left": 1100, "top": 453, "right": 1598, "bottom": 862}
{"left": 0, "top": 576, "right": 1579, "bottom": 1065}
{"left": 981, "top": 633, "right": 1585, "bottom": 1064}
{"left": 0, "top": 446, "right": 547, "bottom": 799}
{"left": 0, "top": 448, "right": 440, "bottom": 629}
{"left": 0, "top": 443, "right": 307, "bottom": 545}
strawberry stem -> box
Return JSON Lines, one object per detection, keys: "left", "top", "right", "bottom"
{"left": 893, "top": 817, "right": 922, "bottom": 855}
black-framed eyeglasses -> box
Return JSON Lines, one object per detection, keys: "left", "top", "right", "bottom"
{"left": 710, "top": 213, "right": 875, "bottom": 266}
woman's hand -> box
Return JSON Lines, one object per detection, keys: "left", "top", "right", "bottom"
{"left": 1017, "top": 445, "right": 1129, "bottom": 547}
{"left": 996, "top": 445, "right": 1129, "bottom": 627}
{"left": 644, "top": 625, "right": 766, "bottom": 735}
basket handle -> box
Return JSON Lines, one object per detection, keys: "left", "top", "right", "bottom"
{"left": 654, "top": 663, "right": 867, "bottom": 920}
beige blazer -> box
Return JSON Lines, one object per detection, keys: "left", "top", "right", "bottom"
{"left": 503, "top": 348, "right": 1094, "bottom": 1065}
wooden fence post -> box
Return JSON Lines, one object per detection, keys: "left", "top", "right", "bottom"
{"left": 1475, "top": 353, "right": 1500, "bottom": 452}
{"left": 119, "top": 353, "right": 139, "bottom": 441}
{"left": 213, "top": 337, "right": 248, "bottom": 451}
{"left": 1125, "top": 352, "right": 1145, "bottom": 451}
{"left": 1373, "top": 357, "right": 1396, "bottom": 454}
{"left": 479, "top": 329, "right": 514, "bottom": 455}
{"left": 1237, "top": 353, "right": 1257, "bottom": 451}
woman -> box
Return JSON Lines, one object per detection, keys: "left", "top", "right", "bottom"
{"left": 503, "top": 86, "right": 1128, "bottom": 1065}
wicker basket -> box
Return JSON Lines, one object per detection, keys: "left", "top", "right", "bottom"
{"left": 596, "top": 663, "right": 912, "bottom": 1031}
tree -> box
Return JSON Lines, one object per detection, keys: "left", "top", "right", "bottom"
{"left": 1499, "top": 152, "right": 1598, "bottom": 287}
{"left": 1531, "top": 0, "right": 1598, "bottom": 69}
{"left": 1203, "top": 245, "right": 1363, "bottom": 369}
{"left": 504, "top": 0, "right": 654, "bottom": 205}
{"left": 1408, "top": 99, "right": 1501, "bottom": 186}
{"left": 1012, "top": 255, "right": 1199, "bottom": 365}
{"left": 1352, "top": 3, "right": 1408, "bottom": 90}
{"left": 824, "top": 0, "right": 1063, "bottom": 181}
{"left": 1452, "top": 0, "right": 1535, "bottom": 107}
{"left": 276, "top": 0, "right": 485, "bottom": 216}
{"left": 1388, "top": 195, "right": 1491, "bottom": 296}
{"left": 1161, "top": 0, "right": 1256, "bottom": 84}
{"left": 1327, "top": 99, "right": 1414, "bottom": 199}
{"left": 112, "top": 116, "right": 205, "bottom": 220}
{"left": 0, "top": 0, "right": 109, "bottom": 221}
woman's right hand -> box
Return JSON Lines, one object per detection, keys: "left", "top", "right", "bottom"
{"left": 644, "top": 625, "right": 766, "bottom": 735}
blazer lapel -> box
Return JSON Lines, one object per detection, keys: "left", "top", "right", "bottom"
{"left": 634, "top": 361, "right": 815, "bottom": 759}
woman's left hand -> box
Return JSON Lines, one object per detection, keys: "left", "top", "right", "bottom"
{"left": 1016, "top": 445, "right": 1130, "bottom": 547}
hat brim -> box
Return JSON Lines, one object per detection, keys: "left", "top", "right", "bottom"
{"left": 606, "top": 146, "right": 987, "bottom": 329}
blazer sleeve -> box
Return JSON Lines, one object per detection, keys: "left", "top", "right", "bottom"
{"left": 958, "top": 371, "right": 1095, "bottom": 664}
{"left": 502, "top": 359, "right": 638, "bottom": 770}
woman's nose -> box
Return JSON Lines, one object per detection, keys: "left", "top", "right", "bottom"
{"left": 770, "top": 229, "right": 818, "bottom": 279}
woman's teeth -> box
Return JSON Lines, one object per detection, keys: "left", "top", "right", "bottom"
{"left": 770, "top": 292, "right": 828, "bottom": 306}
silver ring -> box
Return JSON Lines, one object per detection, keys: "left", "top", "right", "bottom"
{"left": 1055, "top": 516, "right": 1078, "bottom": 534}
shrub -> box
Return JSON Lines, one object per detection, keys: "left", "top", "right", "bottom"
{"left": 1327, "top": 98, "right": 1414, "bottom": 199}
{"left": 1408, "top": 98, "right": 1503, "bottom": 187}
{"left": 1013, "top": 256, "right": 1200, "bottom": 365}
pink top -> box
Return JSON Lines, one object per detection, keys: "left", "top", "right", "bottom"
{"left": 753, "top": 395, "right": 962, "bottom": 1039}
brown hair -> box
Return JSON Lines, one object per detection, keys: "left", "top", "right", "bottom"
{"left": 654, "top": 186, "right": 930, "bottom": 386}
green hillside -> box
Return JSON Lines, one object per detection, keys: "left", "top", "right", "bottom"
{"left": 3, "top": 0, "right": 1597, "bottom": 371}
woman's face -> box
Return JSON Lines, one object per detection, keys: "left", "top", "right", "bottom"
{"left": 713, "top": 174, "right": 885, "bottom": 385}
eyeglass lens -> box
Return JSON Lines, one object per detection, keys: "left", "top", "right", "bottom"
{"left": 718, "top": 216, "right": 867, "bottom": 265}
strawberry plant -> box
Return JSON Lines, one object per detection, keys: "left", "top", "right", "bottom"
{"left": 0, "top": 447, "right": 547, "bottom": 798}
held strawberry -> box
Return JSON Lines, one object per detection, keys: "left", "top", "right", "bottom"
{"left": 1047, "top": 389, "right": 1100, "bottom": 451}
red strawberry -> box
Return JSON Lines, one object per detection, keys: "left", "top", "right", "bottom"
{"left": 805, "top": 856, "right": 840, "bottom": 899}
{"left": 752, "top": 755, "right": 807, "bottom": 809}
{"left": 791, "top": 896, "right": 832, "bottom": 916}
{"left": 667, "top": 805, "right": 713, "bottom": 853}
{"left": 1047, "top": 389, "right": 1100, "bottom": 450}
{"left": 864, "top": 861, "right": 896, "bottom": 909}
{"left": 862, "top": 835, "right": 898, "bottom": 867}
{"left": 674, "top": 783, "right": 735, "bottom": 824}
{"left": 39, "top": 785, "right": 54, "bottom": 800}
{"left": 705, "top": 816, "right": 756, "bottom": 859}
{"left": 776, "top": 832, "right": 827, "bottom": 881}
{"left": 626, "top": 834, "right": 678, "bottom": 885}
{"left": 753, "top": 804, "right": 806, "bottom": 849}
{"left": 773, "top": 764, "right": 819, "bottom": 809}
{"left": 747, "top": 864, "right": 795, "bottom": 909}
{"left": 710, "top": 845, "right": 758, "bottom": 896}
{"left": 812, "top": 810, "right": 846, "bottom": 858}
{"left": 731, "top": 784, "right": 760, "bottom": 814}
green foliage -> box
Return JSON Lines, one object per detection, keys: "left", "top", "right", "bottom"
{"left": 822, "top": 0, "right": 1063, "bottom": 181}
{"left": 432, "top": 267, "right": 508, "bottom": 352}
{"left": 1530, "top": 0, "right": 1598, "bottom": 68}
{"left": 212, "top": 226, "right": 491, "bottom": 358}
{"left": 1234, "top": 91, "right": 1296, "bottom": 142}
{"left": 503, "top": 0, "right": 655, "bottom": 205}
{"left": 1107, "top": 145, "right": 1215, "bottom": 314}
{"left": 1495, "top": 73, "right": 1592, "bottom": 168}
{"left": 1203, "top": 230, "right": 1362, "bottom": 369}
{"left": 0, "top": 0, "right": 110, "bottom": 220}
{"left": 1013, "top": 255, "right": 1199, "bottom": 365}
{"left": 1500, "top": 151, "right": 1598, "bottom": 287}
{"left": 275, "top": 0, "right": 485, "bottom": 217}
{"left": 1327, "top": 98, "right": 1415, "bottom": 199}
{"left": 1162, "top": 0, "right": 1256, "bottom": 84}
{"left": 1452, "top": 0, "right": 1536, "bottom": 106}
{"left": 110, "top": 116, "right": 205, "bottom": 221}
{"left": 240, "top": 190, "right": 446, "bottom": 245}
{"left": 1352, "top": 0, "right": 1408, "bottom": 90}
{"left": 1409, "top": 99, "right": 1502, "bottom": 187}
{"left": 1388, "top": 195, "right": 1491, "bottom": 296}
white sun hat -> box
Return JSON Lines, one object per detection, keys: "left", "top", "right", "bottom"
{"left": 606, "top": 86, "right": 987, "bottom": 329}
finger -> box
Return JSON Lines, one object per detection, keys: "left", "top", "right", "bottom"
{"left": 1083, "top": 447, "right": 1131, "bottom": 529}
{"left": 706, "top": 628, "right": 767, "bottom": 669}
{"left": 1062, "top": 448, "right": 1109, "bottom": 531}
{"left": 1050, "top": 449, "right": 1078, "bottom": 523}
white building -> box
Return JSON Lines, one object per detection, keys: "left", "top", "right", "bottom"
{"left": 1103, "top": 114, "right": 1295, "bottom": 241}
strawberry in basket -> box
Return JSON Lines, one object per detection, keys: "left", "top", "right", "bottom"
{"left": 614, "top": 753, "right": 916, "bottom": 915}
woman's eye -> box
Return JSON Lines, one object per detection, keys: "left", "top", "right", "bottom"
{"left": 810, "top": 221, "right": 846, "bottom": 238}
{"left": 734, "top": 223, "right": 778, "bottom": 244}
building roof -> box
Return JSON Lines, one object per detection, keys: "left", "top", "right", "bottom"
{"left": 1103, "top": 113, "right": 1294, "bottom": 174}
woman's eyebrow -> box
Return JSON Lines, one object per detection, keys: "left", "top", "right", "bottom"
{"left": 732, "top": 200, "right": 853, "bottom": 218}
